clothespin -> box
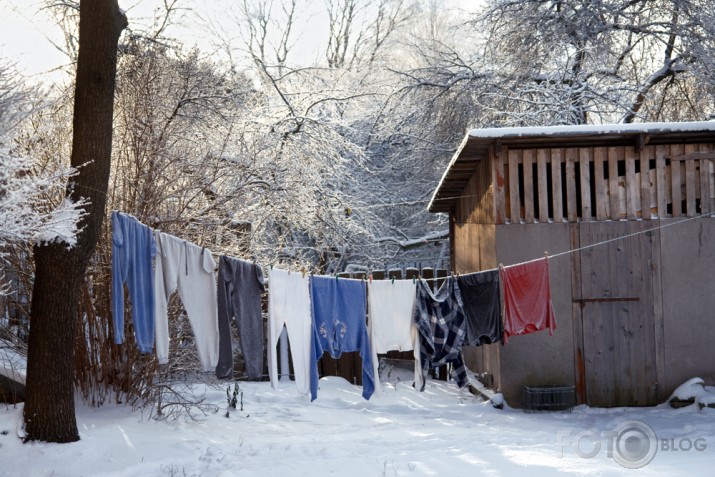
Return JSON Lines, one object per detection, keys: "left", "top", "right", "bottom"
{"left": 369, "top": 273, "right": 372, "bottom": 284}
{"left": 336, "top": 274, "right": 340, "bottom": 281}
{"left": 412, "top": 276, "right": 416, "bottom": 284}
{"left": 391, "top": 276, "right": 395, "bottom": 284}
{"left": 301, "top": 266, "right": 306, "bottom": 278}
{"left": 544, "top": 251, "right": 549, "bottom": 261}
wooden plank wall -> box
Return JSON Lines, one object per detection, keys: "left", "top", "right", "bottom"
{"left": 497, "top": 143, "right": 715, "bottom": 223}
{"left": 576, "top": 222, "right": 659, "bottom": 406}
{"left": 456, "top": 156, "right": 494, "bottom": 224}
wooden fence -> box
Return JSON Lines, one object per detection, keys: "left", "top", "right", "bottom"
{"left": 496, "top": 143, "right": 715, "bottom": 224}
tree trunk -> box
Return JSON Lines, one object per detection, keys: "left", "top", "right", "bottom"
{"left": 23, "top": 0, "right": 127, "bottom": 443}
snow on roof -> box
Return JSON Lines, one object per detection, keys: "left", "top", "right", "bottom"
{"left": 429, "top": 121, "right": 715, "bottom": 213}
{"left": 466, "top": 120, "right": 715, "bottom": 139}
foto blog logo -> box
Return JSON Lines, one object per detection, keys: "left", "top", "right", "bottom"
{"left": 557, "top": 420, "right": 707, "bottom": 469}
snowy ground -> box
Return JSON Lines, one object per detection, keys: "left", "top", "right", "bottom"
{"left": 1, "top": 372, "right": 714, "bottom": 477}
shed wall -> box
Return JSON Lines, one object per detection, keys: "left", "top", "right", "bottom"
{"left": 492, "top": 223, "right": 575, "bottom": 407}
{"left": 447, "top": 136, "right": 715, "bottom": 408}
{"left": 659, "top": 218, "right": 715, "bottom": 396}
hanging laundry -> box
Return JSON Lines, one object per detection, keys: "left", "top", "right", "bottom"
{"left": 413, "top": 276, "right": 468, "bottom": 391}
{"left": 215, "top": 256, "right": 266, "bottom": 380}
{"left": 267, "top": 268, "right": 313, "bottom": 395}
{"left": 154, "top": 231, "right": 219, "bottom": 372}
{"left": 499, "top": 257, "right": 556, "bottom": 344}
{"left": 367, "top": 279, "right": 422, "bottom": 394}
{"left": 310, "top": 275, "right": 374, "bottom": 401}
{"left": 111, "top": 211, "right": 156, "bottom": 353}
{"left": 458, "top": 269, "right": 502, "bottom": 346}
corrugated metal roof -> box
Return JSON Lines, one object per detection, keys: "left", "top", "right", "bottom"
{"left": 428, "top": 121, "right": 715, "bottom": 213}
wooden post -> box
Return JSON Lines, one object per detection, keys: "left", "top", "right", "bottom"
{"left": 655, "top": 145, "right": 667, "bottom": 218}
{"left": 566, "top": 148, "right": 578, "bottom": 222}
{"left": 685, "top": 144, "right": 697, "bottom": 217}
{"left": 701, "top": 144, "right": 713, "bottom": 213}
{"left": 570, "top": 224, "right": 586, "bottom": 404}
{"left": 537, "top": 148, "right": 549, "bottom": 222}
{"left": 640, "top": 146, "right": 652, "bottom": 220}
{"left": 670, "top": 144, "right": 683, "bottom": 217}
{"left": 493, "top": 145, "right": 507, "bottom": 224}
{"left": 551, "top": 148, "right": 564, "bottom": 222}
{"left": 523, "top": 149, "right": 535, "bottom": 223}
{"left": 436, "top": 268, "right": 448, "bottom": 290}
{"left": 594, "top": 147, "right": 607, "bottom": 220}
{"left": 508, "top": 150, "right": 521, "bottom": 223}
{"left": 625, "top": 147, "right": 638, "bottom": 220}
{"left": 579, "top": 148, "right": 592, "bottom": 220}
{"left": 607, "top": 147, "right": 621, "bottom": 220}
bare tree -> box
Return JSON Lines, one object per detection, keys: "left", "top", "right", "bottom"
{"left": 0, "top": 61, "right": 83, "bottom": 255}
{"left": 475, "top": 0, "right": 715, "bottom": 125}
{"left": 325, "top": 0, "right": 413, "bottom": 68}
{"left": 23, "top": 0, "right": 127, "bottom": 443}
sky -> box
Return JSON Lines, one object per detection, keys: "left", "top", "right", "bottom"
{"left": 0, "top": 0, "right": 482, "bottom": 84}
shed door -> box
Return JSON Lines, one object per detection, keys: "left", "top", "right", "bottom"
{"left": 577, "top": 222, "right": 658, "bottom": 407}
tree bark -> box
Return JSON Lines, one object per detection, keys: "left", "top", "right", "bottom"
{"left": 23, "top": 0, "right": 127, "bottom": 443}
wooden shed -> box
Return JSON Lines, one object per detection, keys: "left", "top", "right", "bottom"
{"left": 429, "top": 121, "right": 715, "bottom": 408}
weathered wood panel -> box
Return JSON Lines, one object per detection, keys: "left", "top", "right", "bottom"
{"left": 488, "top": 141, "right": 712, "bottom": 225}
{"left": 655, "top": 145, "right": 667, "bottom": 218}
{"left": 685, "top": 144, "right": 697, "bottom": 217}
{"left": 523, "top": 149, "right": 535, "bottom": 223}
{"left": 537, "top": 148, "right": 549, "bottom": 222}
{"left": 578, "top": 222, "right": 658, "bottom": 407}
{"left": 570, "top": 224, "right": 586, "bottom": 404}
{"left": 708, "top": 144, "right": 715, "bottom": 212}
{"left": 670, "top": 144, "right": 683, "bottom": 217}
{"left": 594, "top": 147, "right": 607, "bottom": 220}
{"left": 508, "top": 150, "right": 521, "bottom": 223}
{"left": 566, "top": 148, "right": 578, "bottom": 222}
{"left": 630, "top": 224, "right": 657, "bottom": 405}
{"left": 698, "top": 144, "right": 711, "bottom": 214}
{"left": 551, "top": 148, "right": 564, "bottom": 222}
{"left": 455, "top": 156, "right": 495, "bottom": 224}
{"left": 640, "top": 147, "right": 652, "bottom": 220}
{"left": 625, "top": 148, "right": 638, "bottom": 220}
{"left": 607, "top": 147, "right": 621, "bottom": 220}
{"left": 650, "top": 221, "right": 666, "bottom": 402}
{"left": 493, "top": 146, "right": 507, "bottom": 224}
{"left": 579, "top": 148, "right": 592, "bottom": 220}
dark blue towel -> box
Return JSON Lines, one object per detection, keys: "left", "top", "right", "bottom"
{"left": 458, "top": 270, "right": 502, "bottom": 346}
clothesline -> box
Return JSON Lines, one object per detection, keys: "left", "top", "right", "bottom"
{"left": 545, "top": 212, "right": 715, "bottom": 258}
{"left": 112, "top": 210, "right": 558, "bottom": 401}
{"left": 112, "top": 208, "right": 715, "bottom": 284}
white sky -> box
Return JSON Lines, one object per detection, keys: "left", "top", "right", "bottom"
{"left": 0, "top": 0, "right": 482, "bottom": 83}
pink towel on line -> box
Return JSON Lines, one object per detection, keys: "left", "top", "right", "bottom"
{"left": 499, "top": 257, "right": 556, "bottom": 344}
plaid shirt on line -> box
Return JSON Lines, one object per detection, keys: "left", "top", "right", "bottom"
{"left": 413, "top": 276, "right": 468, "bottom": 391}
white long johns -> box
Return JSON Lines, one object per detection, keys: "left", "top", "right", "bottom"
{"left": 267, "top": 268, "right": 312, "bottom": 395}
{"left": 367, "top": 280, "right": 422, "bottom": 395}
{"left": 154, "top": 231, "right": 219, "bottom": 372}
